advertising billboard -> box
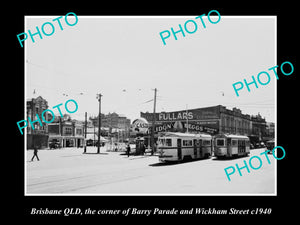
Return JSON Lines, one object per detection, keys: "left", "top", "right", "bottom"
{"left": 141, "top": 106, "right": 220, "bottom": 134}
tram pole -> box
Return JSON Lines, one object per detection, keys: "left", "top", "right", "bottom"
{"left": 96, "top": 93, "right": 102, "bottom": 154}
{"left": 84, "top": 112, "right": 87, "bottom": 153}
{"left": 186, "top": 104, "right": 189, "bottom": 133}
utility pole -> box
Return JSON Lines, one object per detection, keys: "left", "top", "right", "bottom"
{"left": 186, "top": 104, "right": 189, "bottom": 133}
{"left": 96, "top": 93, "right": 102, "bottom": 154}
{"left": 151, "top": 88, "right": 157, "bottom": 155}
{"left": 84, "top": 112, "right": 87, "bottom": 153}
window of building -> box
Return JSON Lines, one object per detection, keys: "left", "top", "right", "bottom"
{"left": 76, "top": 128, "right": 83, "bottom": 135}
{"left": 64, "top": 127, "right": 72, "bottom": 135}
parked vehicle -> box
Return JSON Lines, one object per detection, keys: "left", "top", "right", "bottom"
{"left": 49, "top": 139, "right": 61, "bottom": 149}
{"left": 266, "top": 139, "right": 275, "bottom": 154}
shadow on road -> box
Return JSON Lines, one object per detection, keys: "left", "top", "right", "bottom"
{"left": 212, "top": 155, "right": 250, "bottom": 161}
{"left": 149, "top": 157, "right": 210, "bottom": 167}
{"left": 82, "top": 152, "right": 109, "bottom": 155}
{"left": 149, "top": 162, "right": 179, "bottom": 167}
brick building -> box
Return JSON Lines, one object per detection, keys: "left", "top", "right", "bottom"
{"left": 140, "top": 105, "right": 269, "bottom": 141}
{"left": 26, "top": 96, "right": 49, "bottom": 149}
{"left": 48, "top": 114, "right": 85, "bottom": 148}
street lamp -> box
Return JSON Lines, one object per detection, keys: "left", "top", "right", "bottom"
{"left": 96, "top": 93, "right": 102, "bottom": 154}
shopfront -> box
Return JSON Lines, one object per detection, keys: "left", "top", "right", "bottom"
{"left": 48, "top": 136, "right": 85, "bottom": 148}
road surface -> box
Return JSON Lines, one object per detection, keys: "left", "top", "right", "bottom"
{"left": 26, "top": 147, "right": 275, "bottom": 195}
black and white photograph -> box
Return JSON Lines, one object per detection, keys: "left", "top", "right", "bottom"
{"left": 14, "top": 4, "right": 297, "bottom": 221}
{"left": 24, "top": 15, "right": 276, "bottom": 195}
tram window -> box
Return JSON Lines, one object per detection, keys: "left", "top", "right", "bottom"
{"left": 231, "top": 140, "right": 238, "bottom": 146}
{"left": 241, "top": 140, "right": 245, "bottom": 146}
{"left": 183, "top": 140, "right": 193, "bottom": 146}
{"left": 202, "top": 140, "right": 211, "bottom": 146}
{"left": 166, "top": 139, "right": 172, "bottom": 146}
{"left": 216, "top": 139, "right": 225, "bottom": 146}
{"left": 159, "top": 139, "right": 165, "bottom": 145}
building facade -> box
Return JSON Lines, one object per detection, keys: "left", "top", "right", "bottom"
{"left": 250, "top": 114, "right": 267, "bottom": 141}
{"left": 26, "top": 96, "right": 49, "bottom": 149}
{"left": 26, "top": 96, "right": 85, "bottom": 149}
{"left": 48, "top": 114, "right": 85, "bottom": 148}
{"left": 266, "top": 122, "right": 275, "bottom": 138}
{"left": 90, "top": 112, "right": 131, "bottom": 129}
{"left": 89, "top": 112, "right": 131, "bottom": 141}
{"left": 219, "top": 106, "right": 251, "bottom": 136}
{"left": 140, "top": 105, "right": 268, "bottom": 140}
{"left": 26, "top": 96, "right": 49, "bottom": 134}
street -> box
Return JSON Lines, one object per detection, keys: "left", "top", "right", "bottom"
{"left": 26, "top": 147, "right": 275, "bottom": 195}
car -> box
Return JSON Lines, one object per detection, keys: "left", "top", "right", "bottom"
{"left": 254, "top": 142, "right": 266, "bottom": 149}
{"left": 49, "top": 140, "right": 60, "bottom": 149}
{"left": 266, "top": 139, "right": 275, "bottom": 154}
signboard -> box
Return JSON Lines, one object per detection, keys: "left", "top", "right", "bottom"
{"left": 132, "top": 118, "right": 149, "bottom": 134}
{"left": 148, "top": 120, "right": 219, "bottom": 135}
{"left": 141, "top": 106, "right": 220, "bottom": 122}
{"left": 140, "top": 106, "right": 220, "bottom": 134}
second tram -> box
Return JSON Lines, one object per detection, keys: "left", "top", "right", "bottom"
{"left": 157, "top": 132, "right": 213, "bottom": 162}
{"left": 214, "top": 134, "right": 250, "bottom": 158}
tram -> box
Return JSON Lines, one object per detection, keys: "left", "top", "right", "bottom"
{"left": 157, "top": 132, "right": 213, "bottom": 162}
{"left": 214, "top": 134, "right": 250, "bottom": 158}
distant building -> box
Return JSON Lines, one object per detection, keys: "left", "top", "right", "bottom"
{"left": 250, "top": 114, "right": 267, "bottom": 141}
{"left": 266, "top": 122, "right": 275, "bottom": 138}
{"left": 89, "top": 112, "right": 131, "bottom": 141}
{"left": 219, "top": 106, "right": 251, "bottom": 136}
{"left": 26, "top": 96, "right": 85, "bottom": 149}
{"left": 26, "top": 96, "right": 49, "bottom": 134}
{"left": 26, "top": 96, "right": 49, "bottom": 149}
{"left": 90, "top": 113, "right": 130, "bottom": 129}
{"left": 48, "top": 114, "right": 85, "bottom": 148}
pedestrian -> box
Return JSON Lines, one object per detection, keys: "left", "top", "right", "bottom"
{"left": 141, "top": 143, "right": 146, "bottom": 155}
{"left": 126, "top": 144, "right": 131, "bottom": 157}
{"left": 31, "top": 145, "right": 40, "bottom": 161}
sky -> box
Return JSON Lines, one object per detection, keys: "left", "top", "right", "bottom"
{"left": 25, "top": 15, "right": 276, "bottom": 123}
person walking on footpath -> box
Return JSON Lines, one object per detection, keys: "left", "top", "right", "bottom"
{"left": 126, "top": 144, "right": 131, "bottom": 157}
{"left": 31, "top": 145, "right": 40, "bottom": 161}
{"left": 141, "top": 143, "right": 146, "bottom": 155}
